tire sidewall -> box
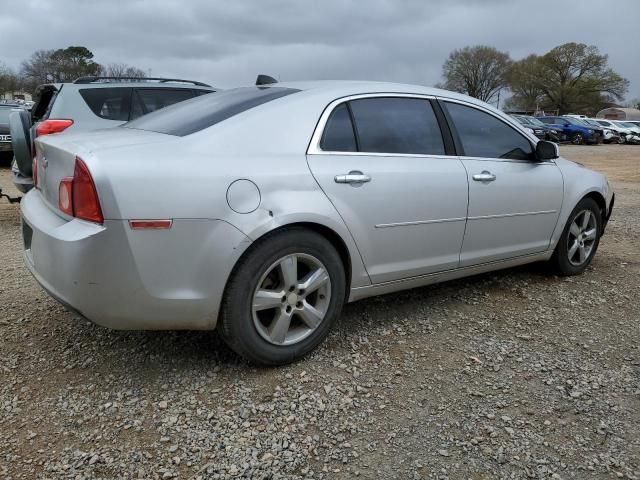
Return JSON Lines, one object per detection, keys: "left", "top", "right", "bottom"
{"left": 221, "top": 229, "right": 346, "bottom": 365}
{"left": 553, "top": 198, "right": 602, "bottom": 276}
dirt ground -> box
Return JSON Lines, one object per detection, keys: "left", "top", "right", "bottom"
{"left": 0, "top": 145, "right": 638, "bottom": 479}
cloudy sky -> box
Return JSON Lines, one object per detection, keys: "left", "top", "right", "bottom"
{"left": 1, "top": 0, "right": 638, "bottom": 101}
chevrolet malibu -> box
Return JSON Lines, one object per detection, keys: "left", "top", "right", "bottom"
{"left": 21, "top": 81, "right": 614, "bottom": 365}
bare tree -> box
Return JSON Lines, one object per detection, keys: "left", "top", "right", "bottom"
{"left": 441, "top": 45, "right": 512, "bottom": 103}
{"left": 100, "top": 63, "right": 147, "bottom": 78}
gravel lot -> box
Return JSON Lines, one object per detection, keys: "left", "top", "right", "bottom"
{"left": 1, "top": 145, "right": 639, "bottom": 479}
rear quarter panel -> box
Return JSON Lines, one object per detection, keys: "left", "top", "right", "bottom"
{"left": 85, "top": 94, "right": 372, "bottom": 288}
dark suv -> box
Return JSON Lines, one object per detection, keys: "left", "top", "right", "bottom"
{"left": 11, "top": 76, "right": 216, "bottom": 192}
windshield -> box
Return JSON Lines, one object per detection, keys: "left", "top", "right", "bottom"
{"left": 123, "top": 86, "right": 300, "bottom": 136}
{"left": 620, "top": 122, "right": 636, "bottom": 128}
{"left": 524, "top": 116, "right": 545, "bottom": 127}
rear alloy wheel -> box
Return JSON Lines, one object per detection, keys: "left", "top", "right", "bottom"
{"left": 252, "top": 253, "right": 332, "bottom": 346}
{"left": 550, "top": 198, "right": 602, "bottom": 276}
{"left": 219, "top": 228, "right": 345, "bottom": 365}
{"left": 570, "top": 133, "right": 584, "bottom": 145}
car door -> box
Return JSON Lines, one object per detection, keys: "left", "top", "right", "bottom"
{"left": 307, "top": 95, "right": 469, "bottom": 284}
{"left": 441, "top": 100, "right": 563, "bottom": 267}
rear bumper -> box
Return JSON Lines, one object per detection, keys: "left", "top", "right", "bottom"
{"left": 21, "top": 189, "right": 251, "bottom": 330}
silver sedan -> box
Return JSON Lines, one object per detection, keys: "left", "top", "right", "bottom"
{"left": 21, "top": 81, "right": 614, "bottom": 364}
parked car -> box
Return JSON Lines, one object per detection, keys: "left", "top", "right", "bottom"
{"left": 593, "top": 118, "right": 626, "bottom": 141}
{"left": 602, "top": 120, "right": 640, "bottom": 144}
{"left": 611, "top": 120, "right": 640, "bottom": 135}
{"left": 0, "top": 103, "right": 23, "bottom": 153}
{"left": 537, "top": 116, "right": 601, "bottom": 145}
{"left": 10, "top": 76, "right": 216, "bottom": 193}
{"left": 582, "top": 118, "right": 622, "bottom": 144}
{"left": 21, "top": 81, "right": 614, "bottom": 365}
{"left": 510, "top": 114, "right": 561, "bottom": 142}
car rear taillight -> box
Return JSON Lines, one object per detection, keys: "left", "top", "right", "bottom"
{"left": 57, "top": 157, "right": 103, "bottom": 224}
{"left": 36, "top": 119, "right": 74, "bottom": 137}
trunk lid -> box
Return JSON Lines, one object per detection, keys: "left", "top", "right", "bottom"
{"left": 34, "top": 127, "right": 172, "bottom": 215}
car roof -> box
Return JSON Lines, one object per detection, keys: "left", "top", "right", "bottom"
{"left": 37, "top": 81, "right": 216, "bottom": 92}
{"left": 64, "top": 81, "right": 215, "bottom": 90}
{"left": 274, "top": 80, "right": 481, "bottom": 102}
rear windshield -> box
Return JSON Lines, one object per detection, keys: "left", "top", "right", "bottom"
{"left": 122, "top": 87, "right": 300, "bottom": 136}
{"left": 0, "top": 107, "right": 15, "bottom": 123}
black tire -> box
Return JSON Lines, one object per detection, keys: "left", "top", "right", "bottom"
{"left": 570, "top": 133, "right": 584, "bottom": 145}
{"left": 549, "top": 197, "right": 602, "bottom": 276}
{"left": 9, "top": 109, "right": 32, "bottom": 177}
{"left": 219, "top": 228, "right": 346, "bottom": 365}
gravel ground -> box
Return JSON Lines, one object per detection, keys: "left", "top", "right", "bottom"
{"left": 0, "top": 146, "right": 639, "bottom": 479}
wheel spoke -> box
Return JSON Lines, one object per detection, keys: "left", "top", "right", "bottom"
{"left": 298, "top": 267, "right": 329, "bottom": 294}
{"left": 298, "top": 301, "right": 324, "bottom": 329}
{"left": 578, "top": 245, "right": 587, "bottom": 263}
{"left": 279, "top": 256, "right": 298, "bottom": 288}
{"left": 568, "top": 240, "right": 579, "bottom": 260}
{"left": 253, "top": 289, "right": 284, "bottom": 311}
{"left": 583, "top": 228, "right": 597, "bottom": 241}
{"left": 268, "top": 310, "right": 292, "bottom": 344}
{"left": 581, "top": 211, "right": 591, "bottom": 230}
{"left": 569, "top": 222, "right": 581, "bottom": 238}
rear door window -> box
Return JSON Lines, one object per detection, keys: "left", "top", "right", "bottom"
{"left": 79, "top": 87, "right": 132, "bottom": 121}
{"left": 130, "top": 88, "right": 195, "bottom": 120}
{"left": 444, "top": 102, "right": 533, "bottom": 160}
{"left": 349, "top": 97, "right": 445, "bottom": 155}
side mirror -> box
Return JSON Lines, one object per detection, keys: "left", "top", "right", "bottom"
{"left": 535, "top": 140, "right": 559, "bottom": 161}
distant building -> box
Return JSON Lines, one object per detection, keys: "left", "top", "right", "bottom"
{"left": 1, "top": 91, "right": 33, "bottom": 102}
{"left": 596, "top": 107, "right": 640, "bottom": 121}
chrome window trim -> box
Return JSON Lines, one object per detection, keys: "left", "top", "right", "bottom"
{"left": 307, "top": 92, "right": 442, "bottom": 157}
{"left": 308, "top": 92, "right": 545, "bottom": 162}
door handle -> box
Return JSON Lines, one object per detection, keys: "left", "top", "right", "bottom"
{"left": 472, "top": 171, "right": 496, "bottom": 182}
{"left": 334, "top": 171, "right": 371, "bottom": 185}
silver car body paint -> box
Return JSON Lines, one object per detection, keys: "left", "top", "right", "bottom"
{"left": 21, "top": 81, "right": 613, "bottom": 330}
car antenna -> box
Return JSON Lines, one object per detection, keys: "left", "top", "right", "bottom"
{"left": 256, "top": 74, "right": 278, "bottom": 86}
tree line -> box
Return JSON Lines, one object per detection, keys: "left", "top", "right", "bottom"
{"left": 439, "top": 42, "right": 634, "bottom": 114}
{"left": 0, "top": 46, "right": 147, "bottom": 95}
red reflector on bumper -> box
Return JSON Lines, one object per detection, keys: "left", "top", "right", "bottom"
{"left": 128, "top": 220, "right": 173, "bottom": 230}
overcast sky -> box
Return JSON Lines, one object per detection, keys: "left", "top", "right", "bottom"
{"left": 1, "top": 0, "right": 638, "bottom": 102}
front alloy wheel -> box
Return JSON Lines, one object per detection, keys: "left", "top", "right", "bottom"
{"left": 571, "top": 133, "right": 584, "bottom": 145}
{"left": 550, "top": 197, "right": 602, "bottom": 276}
{"left": 566, "top": 210, "right": 597, "bottom": 266}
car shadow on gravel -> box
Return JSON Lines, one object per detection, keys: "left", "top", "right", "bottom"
{"left": 61, "top": 261, "right": 557, "bottom": 374}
